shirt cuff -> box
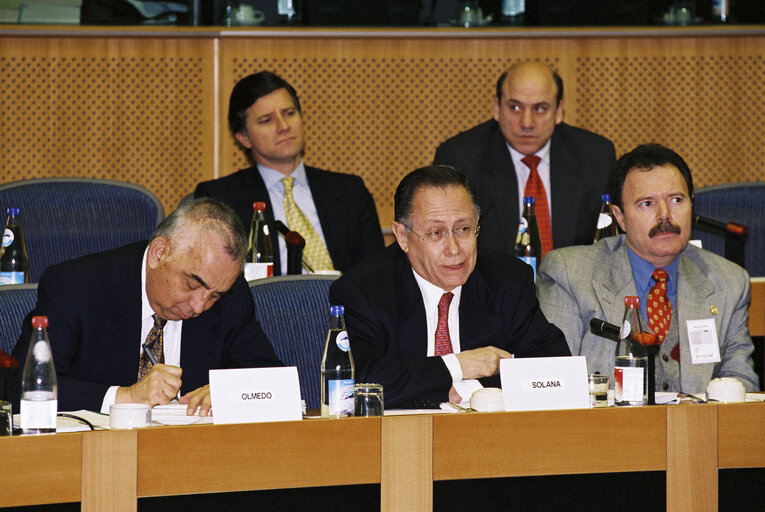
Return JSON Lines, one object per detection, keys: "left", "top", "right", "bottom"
{"left": 441, "top": 353, "right": 483, "bottom": 405}
{"left": 101, "top": 386, "right": 119, "bottom": 414}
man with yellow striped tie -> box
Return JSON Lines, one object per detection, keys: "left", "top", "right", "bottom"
{"left": 195, "top": 71, "right": 384, "bottom": 275}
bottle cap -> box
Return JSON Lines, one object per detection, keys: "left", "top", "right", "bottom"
{"left": 252, "top": 202, "right": 267, "bottom": 211}
{"left": 330, "top": 305, "right": 344, "bottom": 316}
{"left": 523, "top": 196, "right": 535, "bottom": 206}
{"left": 601, "top": 194, "right": 610, "bottom": 202}
{"left": 6, "top": 207, "right": 19, "bottom": 216}
{"left": 624, "top": 296, "right": 640, "bottom": 308}
{"left": 31, "top": 316, "right": 49, "bottom": 328}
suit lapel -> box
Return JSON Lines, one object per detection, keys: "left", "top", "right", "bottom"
{"left": 306, "top": 166, "right": 343, "bottom": 265}
{"left": 676, "top": 254, "right": 716, "bottom": 390}
{"left": 458, "top": 268, "right": 499, "bottom": 350}
{"left": 111, "top": 245, "right": 145, "bottom": 383}
{"left": 394, "top": 248, "right": 428, "bottom": 356}
{"left": 594, "top": 239, "right": 638, "bottom": 326}
{"left": 482, "top": 128, "right": 519, "bottom": 253}
{"left": 549, "top": 129, "right": 585, "bottom": 248}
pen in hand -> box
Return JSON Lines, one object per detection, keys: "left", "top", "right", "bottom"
{"left": 142, "top": 344, "right": 180, "bottom": 402}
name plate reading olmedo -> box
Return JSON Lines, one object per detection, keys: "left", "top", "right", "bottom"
{"left": 209, "top": 367, "right": 302, "bottom": 424}
{"left": 500, "top": 356, "right": 590, "bottom": 412}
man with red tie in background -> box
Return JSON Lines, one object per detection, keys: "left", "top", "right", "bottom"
{"left": 537, "top": 144, "right": 758, "bottom": 392}
{"left": 330, "top": 165, "right": 569, "bottom": 409}
{"left": 434, "top": 61, "right": 615, "bottom": 257}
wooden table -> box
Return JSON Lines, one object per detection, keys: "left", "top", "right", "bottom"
{"left": 3, "top": 403, "right": 764, "bottom": 511}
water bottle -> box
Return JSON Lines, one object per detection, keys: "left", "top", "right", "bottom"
{"left": 712, "top": 0, "right": 730, "bottom": 23}
{"left": 614, "top": 297, "right": 648, "bottom": 407}
{"left": 0, "top": 207, "right": 29, "bottom": 285}
{"left": 593, "top": 194, "right": 619, "bottom": 243}
{"left": 321, "top": 305, "right": 354, "bottom": 418}
{"left": 20, "top": 316, "right": 57, "bottom": 434}
{"left": 514, "top": 196, "right": 541, "bottom": 278}
{"left": 501, "top": 0, "right": 525, "bottom": 24}
{"left": 244, "top": 202, "right": 274, "bottom": 280}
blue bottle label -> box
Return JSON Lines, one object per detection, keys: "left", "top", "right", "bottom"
{"left": 328, "top": 378, "right": 354, "bottom": 416}
{"left": 0, "top": 271, "right": 24, "bottom": 285}
{"left": 335, "top": 330, "right": 350, "bottom": 352}
{"left": 2, "top": 229, "right": 13, "bottom": 247}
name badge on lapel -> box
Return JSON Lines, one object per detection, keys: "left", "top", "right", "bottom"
{"left": 686, "top": 319, "right": 721, "bottom": 364}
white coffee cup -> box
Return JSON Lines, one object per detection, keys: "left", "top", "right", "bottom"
{"left": 706, "top": 377, "right": 746, "bottom": 403}
{"left": 470, "top": 387, "right": 504, "bottom": 412}
{"left": 110, "top": 403, "right": 152, "bottom": 429}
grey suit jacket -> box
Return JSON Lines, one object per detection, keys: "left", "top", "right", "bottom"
{"left": 536, "top": 235, "right": 758, "bottom": 392}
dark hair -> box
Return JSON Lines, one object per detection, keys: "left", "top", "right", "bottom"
{"left": 394, "top": 165, "right": 480, "bottom": 226}
{"left": 609, "top": 143, "right": 695, "bottom": 210}
{"left": 496, "top": 66, "right": 563, "bottom": 106}
{"left": 228, "top": 71, "right": 301, "bottom": 135}
{"left": 151, "top": 197, "right": 248, "bottom": 264}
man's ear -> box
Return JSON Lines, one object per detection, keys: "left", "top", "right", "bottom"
{"left": 391, "top": 221, "right": 409, "bottom": 252}
{"left": 147, "top": 238, "right": 168, "bottom": 270}
{"left": 612, "top": 204, "right": 627, "bottom": 233}
{"left": 234, "top": 130, "right": 253, "bottom": 149}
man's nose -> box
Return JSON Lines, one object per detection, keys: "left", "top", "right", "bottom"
{"left": 274, "top": 114, "right": 289, "bottom": 131}
{"left": 443, "top": 230, "right": 461, "bottom": 255}
{"left": 520, "top": 109, "right": 534, "bottom": 129}
{"left": 188, "top": 289, "right": 209, "bottom": 316}
{"left": 657, "top": 200, "right": 671, "bottom": 220}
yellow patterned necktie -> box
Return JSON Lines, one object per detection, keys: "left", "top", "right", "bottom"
{"left": 281, "top": 176, "right": 335, "bottom": 271}
{"left": 137, "top": 314, "right": 167, "bottom": 381}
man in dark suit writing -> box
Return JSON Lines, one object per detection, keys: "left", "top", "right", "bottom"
{"left": 330, "top": 165, "right": 569, "bottom": 408}
{"left": 195, "top": 71, "right": 384, "bottom": 275}
{"left": 13, "top": 198, "right": 281, "bottom": 415}
{"left": 434, "top": 61, "right": 615, "bottom": 256}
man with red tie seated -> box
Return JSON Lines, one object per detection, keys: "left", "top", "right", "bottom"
{"left": 537, "top": 144, "right": 759, "bottom": 392}
{"left": 329, "top": 165, "right": 569, "bottom": 409}
{"left": 12, "top": 198, "right": 281, "bottom": 416}
{"left": 433, "top": 61, "right": 615, "bottom": 257}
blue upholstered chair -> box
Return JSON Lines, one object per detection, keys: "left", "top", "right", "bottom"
{"left": 691, "top": 182, "right": 765, "bottom": 277}
{"left": 0, "top": 283, "right": 37, "bottom": 355}
{"left": 0, "top": 178, "right": 164, "bottom": 282}
{"left": 249, "top": 274, "right": 338, "bottom": 410}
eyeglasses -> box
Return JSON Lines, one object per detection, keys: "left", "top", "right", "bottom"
{"left": 406, "top": 224, "right": 480, "bottom": 244}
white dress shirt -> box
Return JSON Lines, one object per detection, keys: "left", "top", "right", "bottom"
{"left": 412, "top": 270, "right": 483, "bottom": 403}
{"left": 507, "top": 140, "right": 553, "bottom": 221}
{"left": 100, "top": 248, "right": 183, "bottom": 413}
{"left": 257, "top": 161, "right": 330, "bottom": 275}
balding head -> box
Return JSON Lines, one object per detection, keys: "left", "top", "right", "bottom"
{"left": 492, "top": 62, "right": 565, "bottom": 156}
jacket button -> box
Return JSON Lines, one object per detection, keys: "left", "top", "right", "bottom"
{"left": 662, "top": 354, "right": 669, "bottom": 362}
{"left": 662, "top": 382, "right": 669, "bottom": 391}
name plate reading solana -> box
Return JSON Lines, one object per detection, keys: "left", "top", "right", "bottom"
{"left": 501, "top": 356, "right": 590, "bottom": 411}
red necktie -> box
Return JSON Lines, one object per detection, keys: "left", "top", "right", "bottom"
{"left": 521, "top": 155, "right": 553, "bottom": 257}
{"left": 647, "top": 269, "right": 679, "bottom": 362}
{"left": 434, "top": 292, "right": 454, "bottom": 356}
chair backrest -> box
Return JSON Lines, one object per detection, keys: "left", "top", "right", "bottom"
{"left": 691, "top": 182, "right": 765, "bottom": 277}
{"left": 0, "top": 283, "right": 38, "bottom": 355}
{"left": 0, "top": 178, "right": 164, "bottom": 282}
{"left": 249, "top": 274, "right": 338, "bottom": 410}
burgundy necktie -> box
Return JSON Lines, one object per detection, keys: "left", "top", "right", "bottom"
{"left": 434, "top": 292, "right": 454, "bottom": 356}
{"left": 521, "top": 155, "right": 553, "bottom": 257}
{"left": 647, "top": 269, "right": 679, "bottom": 362}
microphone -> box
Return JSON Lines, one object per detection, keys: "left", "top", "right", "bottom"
{"left": 692, "top": 214, "right": 747, "bottom": 238}
{"left": 275, "top": 221, "right": 314, "bottom": 274}
{"left": 589, "top": 318, "right": 621, "bottom": 342}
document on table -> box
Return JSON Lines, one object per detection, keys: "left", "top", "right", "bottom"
{"left": 151, "top": 403, "right": 213, "bottom": 425}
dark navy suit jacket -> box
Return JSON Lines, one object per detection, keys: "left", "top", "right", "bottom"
{"left": 329, "top": 243, "right": 569, "bottom": 408}
{"left": 12, "top": 242, "right": 280, "bottom": 411}
{"left": 434, "top": 120, "right": 615, "bottom": 252}
{"left": 194, "top": 165, "right": 385, "bottom": 274}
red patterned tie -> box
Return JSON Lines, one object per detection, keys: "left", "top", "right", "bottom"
{"left": 434, "top": 292, "right": 454, "bottom": 356}
{"left": 521, "top": 155, "right": 553, "bottom": 257}
{"left": 647, "top": 269, "right": 679, "bottom": 362}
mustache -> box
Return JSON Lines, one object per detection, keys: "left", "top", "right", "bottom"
{"left": 649, "top": 220, "right": 681, "bottom": 238}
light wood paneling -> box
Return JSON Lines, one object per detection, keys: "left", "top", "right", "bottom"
{"left": 82, "top": 429, "right": 138, "bottom": 512}
{"left": 381, "top": 414, "right": 432, "bottom": 511}
{"left": 2, "top": 432, "right": 81, "bottom": 507}
{"left": 432, "top": 406, "right": 667, "bottom": 480}
{"left": 1, "top": 27, "right": 764, "bottom": 225}
{"left": 136, "top": 418, "right": 381, "bottom": 496}
{"left": 749, "top": 278, "right": 764, "bottom": 337}
{"left": 718, "top": 402, "right": 765, "bottom": 469}
{"left": 667, "top": 405, "right": 717, "bottom": 512}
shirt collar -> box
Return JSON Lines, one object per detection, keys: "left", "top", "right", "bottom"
{"left": 507, "top": 138, "right": 552, "bottom": 167}
{"left": 140, "top": 248, "right": 153, "bottom": 323}
{"left": 625, "top": 245, "right": 679, "bottom": 291}
{"left": 257, "top": 160, "right": 307, "bottom": 192}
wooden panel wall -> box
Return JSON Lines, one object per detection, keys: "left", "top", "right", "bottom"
{"left": 1, "top": 28, "right": 763, "bottom": 224}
